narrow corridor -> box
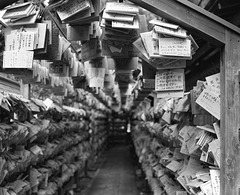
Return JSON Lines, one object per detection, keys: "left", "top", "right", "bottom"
{"left": 84, "top": 145, "right": 140, "bottom": 195}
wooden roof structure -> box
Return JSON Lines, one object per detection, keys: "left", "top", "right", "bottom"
{"left": 1, "top": 0, "right": 240, "bottom": 192}
{"left": 128, "top": 0, "right": 240, "bottom": 194}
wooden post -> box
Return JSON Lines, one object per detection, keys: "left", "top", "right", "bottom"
{"left": 220, "top": 30, "right": 240, "bottom": 195}
{"left": 20, "top": 80, "right": 30, "bottom": 99}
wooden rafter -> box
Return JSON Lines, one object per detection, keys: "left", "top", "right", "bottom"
{"left": 129, "top": 0, "right": 240, "bottom": 45}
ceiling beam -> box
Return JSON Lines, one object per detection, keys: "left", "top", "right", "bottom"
{"left": 128, "top": 0, "right": 240, "bottom": 45}
{"left": 177, "top": 0, "right": 240, "bottom": 33}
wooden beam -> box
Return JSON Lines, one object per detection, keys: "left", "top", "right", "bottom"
{"left": 20, "top": 81, "right": 30, "bottom": 100}
{"left": 129, "top": 0, "right": 240, "bottom": 45}
{"left": 220, "top": 30, "right": 240, "bottom": 195}
{"left": 177, "top": 0, "right": 240, "bottom": 34}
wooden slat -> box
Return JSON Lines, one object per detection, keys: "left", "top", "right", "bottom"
{"left": 221, "top": 30, "right": 240, "bottom": 195}
{"left": 128, "top": 0, "right": 240, "bottom": 45}
{"left": 20, "top": 81, "right": 30, "bottom": 99}
{"left": 177, "top": 0, "right": 240, "bottom": 34}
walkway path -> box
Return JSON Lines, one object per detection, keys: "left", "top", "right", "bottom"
{"left": 84, "top": 145, "right": 139, "bottom": 195}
